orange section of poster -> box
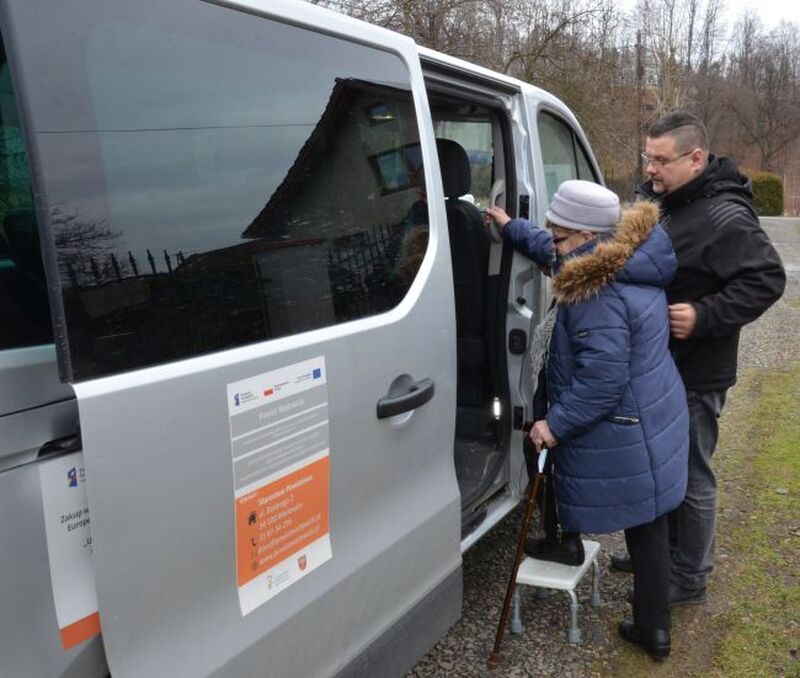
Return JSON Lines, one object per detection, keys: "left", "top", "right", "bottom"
{"left": 59, "top": 611, "right": 101, "bottom": 650}
{"left": 236, "top": 455, "right": 330, "bottom": 587}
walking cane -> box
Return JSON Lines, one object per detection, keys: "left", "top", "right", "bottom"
{"left": 487, "top": 447, "right": 547, "bottom": 669}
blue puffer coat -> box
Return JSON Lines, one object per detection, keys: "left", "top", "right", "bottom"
{"left": 504, "top": 202, "right": 689, "bottom": 533}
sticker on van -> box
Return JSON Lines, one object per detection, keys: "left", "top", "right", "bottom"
{"left": 39, "top": 452, "right": 101, "bottom": 649}
{"left": 227, "top": 357, "right": 332, "bottom": 615}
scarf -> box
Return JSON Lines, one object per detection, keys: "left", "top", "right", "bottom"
{"left": 528, "top": 303, "right": 558, "bottom": 386}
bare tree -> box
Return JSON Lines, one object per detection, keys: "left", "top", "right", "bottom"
{"left": 314, "top": 0, "right": 800, "bottom": 180}
{"left": 726, "top": 16, "right": 800, "bottom": 171}
{"left": 694, "top": 0, "right": 722, "bottom": 128}
{"left": 636, "top": 0, "right": 711, "bottom": 113}
{"left": 51, "top": 207, "right": 122, "bottom": 286}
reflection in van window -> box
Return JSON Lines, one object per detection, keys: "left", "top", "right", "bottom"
{"left": 31, "top": 13, "right": 428, "bottom": 380}
{"left": 0, "top": 39, "right": 53, "bottom": 350}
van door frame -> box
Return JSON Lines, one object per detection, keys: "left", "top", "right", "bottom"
{"left": 421, "top": 58, "right": 538, "bottom": 550}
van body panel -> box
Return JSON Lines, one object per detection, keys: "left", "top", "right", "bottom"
{"left": 419, "top": 46, "right": 525, "bottom": 93}
{"left": 69, "top": 282, "right": 461, "bottom": 677}
{"left": 2, "top": 0, "right": 462, "bottom": 675}
{"left": 332, "top": 567, "right": 461, "bottom": 678}
{"left": 0, "top": 461, "right": 106, "bottom": 678}
{"left": 0, "top": 0, "right": 606, "bottom": 674}
{"left": 0, "top": 344, "right": 73, "bottom": 416}
{"left": 0, "top": 398, "right": 78, "bottom": 472}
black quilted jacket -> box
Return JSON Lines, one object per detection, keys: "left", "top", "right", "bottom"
{"left": 638, "top": 155, "right": 786, "bottom": 391}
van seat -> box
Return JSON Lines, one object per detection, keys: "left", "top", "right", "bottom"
{"left": 436, "top": 138, "right": 490, "bottom": 407}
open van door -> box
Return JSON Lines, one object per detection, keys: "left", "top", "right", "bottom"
{"left": 419, "top": 50, "right": 544, "bottom": 545}
{"left": 1, "top": 0, "right": 461, "bottom": 675}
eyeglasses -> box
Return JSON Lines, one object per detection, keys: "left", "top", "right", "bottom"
{"left": 546, "top": 221, "right": 575, "bottom": 245}
{"left": 641, "top": 149, "right": 696, "bottom": 168}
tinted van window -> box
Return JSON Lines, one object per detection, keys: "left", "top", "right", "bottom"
{"left": 0, "top": 39, "right": 52, "bottom": 350}
{"left": 13, "top": 2, "right": 428, "bottom": 380}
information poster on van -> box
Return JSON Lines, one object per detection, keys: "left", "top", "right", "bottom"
{"left": 228, "top": 356, "right": 332, "bottom": 615}
{"left": 39, "top": 452, "right": 101, "bottom": 650}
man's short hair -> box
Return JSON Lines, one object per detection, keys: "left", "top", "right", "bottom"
{"left": 647, "top": 111, "right": 709, "bottom": 152}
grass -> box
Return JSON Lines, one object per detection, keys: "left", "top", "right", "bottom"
{"left": 607, "top": 365, "right": 800, "bottom": 677}
{"left": 711, "top": 367, "right": 800, "bottom": 677}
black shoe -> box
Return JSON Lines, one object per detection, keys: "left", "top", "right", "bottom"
{"left": 525, "top": 536, "right": 552, "bottom": 553}
{"left": 618, "top": 620, "right": 670, "bottom": 660}
{"left": 525, "top": 535, "right": 585, "bottom": 566}
{"left": 627, "top": 584, "right": 707, "bottom": 608}
{"left": 669, "top": 584, "right": 707, "bottom": 607}
{"left": 610, "top": 551, "right": 633, "bottom": 573}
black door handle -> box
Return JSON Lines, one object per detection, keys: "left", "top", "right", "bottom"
{"left": 376, "top": 376, "right": 435, "bottom": 419}
{"left": 37, "top": 433, "right": 82, "bottom": 459}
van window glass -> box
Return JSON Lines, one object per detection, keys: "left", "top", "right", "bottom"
{"left": 538, "top": 112, "right": 598, "bottom": 201}
{"left": 0, "top": 39, "right": 53, "bottom": 350}
{"left": 434, "top": 120, "right": 493, "bottom": 206}
{"left": 539, "top": 113, "right": 578, "bottom": 201}
{"left": 15, "top": 5, "right": 428, "bottom": 380}
{"left": 576, "top": 143, "right": 597, "bottom": 182}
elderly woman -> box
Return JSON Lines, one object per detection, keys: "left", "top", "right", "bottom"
{"left": 486, "top": 180, "right": 689, "bottom": 660}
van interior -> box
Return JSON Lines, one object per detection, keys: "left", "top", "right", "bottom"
{"left": 428, "top": 93, "right": 513, "bottom": 536}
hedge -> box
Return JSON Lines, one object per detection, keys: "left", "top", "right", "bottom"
{"left": 750, "top": 172, "right": 784, "bottom": 216}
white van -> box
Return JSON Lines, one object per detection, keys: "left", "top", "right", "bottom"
{"left": 0, "top": 0, "right": 602, "bottom": 676}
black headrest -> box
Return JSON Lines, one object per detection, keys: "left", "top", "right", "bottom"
{"left": 436, "top": 138, "right": 472, "bottom": 199}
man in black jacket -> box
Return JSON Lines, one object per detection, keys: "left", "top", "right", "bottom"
{"left": 614, "top": 112, "right": 785, "bottom": 610}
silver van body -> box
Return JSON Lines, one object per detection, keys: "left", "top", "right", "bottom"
{"left": 0, "top": 1, "right": 601, "bottom": 676}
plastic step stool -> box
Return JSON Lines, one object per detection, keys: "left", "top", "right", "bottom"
{"left": 510, "top": 540, "right": 601, "bottom": 644}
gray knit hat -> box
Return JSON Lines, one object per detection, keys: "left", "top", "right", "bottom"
{"left": 545, "top": 180, "right": 620, "bottom": 233}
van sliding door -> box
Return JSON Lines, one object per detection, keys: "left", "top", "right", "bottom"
{"left": 2, "top": 1, "right": 461, "bottom": 675}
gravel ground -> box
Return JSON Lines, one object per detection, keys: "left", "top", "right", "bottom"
{"left": 408, "top": 218, "right": 800, "bottom": 677}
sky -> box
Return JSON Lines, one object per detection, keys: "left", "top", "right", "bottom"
{"left": 719, "top": 0, "right": 800, "bottom": 29}
{"left": 617, "top": 0, "right": 800, "bottom": 31}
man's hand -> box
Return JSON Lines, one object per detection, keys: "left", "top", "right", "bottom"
{"left": 529, "top": 419, "right": 557, "bottom": 453}
{"left": 485, "top": 205, "right": 511, "bottom": 233}
{"left": 668, "top": 303, "right": 697, "bottom": 339}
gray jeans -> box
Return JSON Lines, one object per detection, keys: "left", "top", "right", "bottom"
{"left": 669, "top": 388, "right": 727, "bottom": 591}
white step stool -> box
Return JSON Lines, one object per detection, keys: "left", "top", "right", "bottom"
{"left": 511, "top": 540, "right": 601, "bottom": 644}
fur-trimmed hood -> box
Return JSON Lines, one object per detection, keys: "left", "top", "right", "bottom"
{"left": 553, "top": 201, "right": 675, "bottom": 304}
